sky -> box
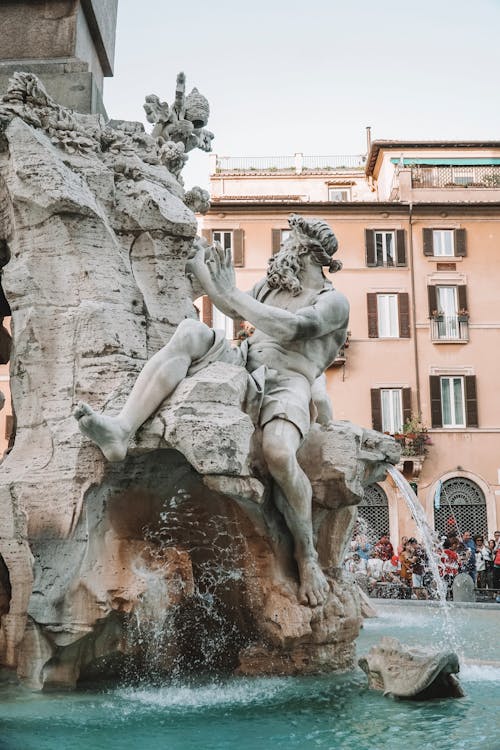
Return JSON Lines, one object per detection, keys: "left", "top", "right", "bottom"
{"left": 104, "top": 0, "right": 500, "bottom": 189}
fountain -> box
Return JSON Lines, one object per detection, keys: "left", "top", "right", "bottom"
{"left": 0, "top": 71, "right": 498, "bottom": 749}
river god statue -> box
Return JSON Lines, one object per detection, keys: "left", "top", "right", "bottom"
{"left": 74, "top": 214, "right": 349, "bottom": 607}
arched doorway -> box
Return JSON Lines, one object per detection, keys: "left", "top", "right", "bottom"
{"left": 358, "top": 484, "right": 390, "bottom": 539}
{"left": 434, "top": 476, "right": 487, "bottom": 537}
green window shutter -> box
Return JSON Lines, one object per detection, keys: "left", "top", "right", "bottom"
{"left": 367, "top": 293, "right": 378, "bottom": 338}
{"left": 423, "top": 228, "right": 434, "bottom": 256}
{"left": 402, "top": 388, "right": 412, "bottom": 425}
{"left": 430, "top": 376, "right": 443, "bottom": 428}
{"left": 365, "top": 229, "right": 376, "bottom": 267}
{"left": 233, "top": 229, "right": 244, "bottom": 267}
{"left": 465, "top": 375, "right": 478, "bottom": 428}
{"left": 427, "top": 285, "right": 438, "bottom": 317}
{"left": 455, "top": 229, "right": 467, "bottom": 257}
{"left": 396, "top": 230, "right": 407, "bottom": 266}
{"left": 398, "top": 293, "right": 410, "bottom": 338}
{"left": 370, "top": 389, "right": 382, "bottom": 432}
{"left": 272, "top": 229, "right": 282, "bottom": 255}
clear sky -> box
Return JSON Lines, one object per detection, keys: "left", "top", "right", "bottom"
{"left": 104, "top": 0, "right": 500, "bottom": 189}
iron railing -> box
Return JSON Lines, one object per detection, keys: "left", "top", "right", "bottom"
{"left": 215, "top": 154, "right": 365, "bottom": 173}
{"left": 430, "top": 315, "right": 469, "bottom": 342}
{"left": 411, "top": 165, "right": 500, "bottom": 189}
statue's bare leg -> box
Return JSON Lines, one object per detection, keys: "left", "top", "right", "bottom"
{"left": 262, "top": 419, "right": 329, "bottom": 607}
{"left": 74, "top": 319, "right": 215, "bottom": 461}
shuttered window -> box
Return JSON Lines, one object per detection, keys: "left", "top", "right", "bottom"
{"left": 367, "top": 293, "right": 410, "bottom": 338}
{"left": 365, "top": 229, "right": 406, "bottom": 267}
{"left": 271, "top": 228, "right": 291, "bottom": 255}
{"left": 423, "top": 228, "right": 467, "bottom": 257}
{"left": 429, "top": 375, "right": 478, "bottom": 428}
{"left": 206, "top": 229, "right": 245, "bottom": 267}
{"left": 371, "top": 387, "right": 411, "bottom": 433}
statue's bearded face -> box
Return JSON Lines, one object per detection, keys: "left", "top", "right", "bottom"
{"left": 266, "top": 235, "right": 307, "bottom": 295}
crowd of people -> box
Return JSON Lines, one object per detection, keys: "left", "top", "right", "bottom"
{"left": 344, "top": 525, "right": 500, "bottom": 600}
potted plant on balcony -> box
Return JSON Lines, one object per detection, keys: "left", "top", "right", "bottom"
{"left": 457, "top": 308, "right": 470, "bottom": 323}
{"left": 401, "top": 415, "right": 431, "bottom": 456}
{"left": 431, "top": 309, "right": 445, "bottom": 322}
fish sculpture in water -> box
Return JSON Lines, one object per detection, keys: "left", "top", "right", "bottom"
{"left": 358, "top": 636, "right": 464, "bottom": 700}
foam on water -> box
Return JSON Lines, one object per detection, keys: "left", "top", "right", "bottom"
{"left": 116, "top": 676, "right": 290, "bottom": 711}
{"left": 460, "top": 663, "right": 500, "bottom": 682}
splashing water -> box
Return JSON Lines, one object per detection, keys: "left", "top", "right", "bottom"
{"left": 386, "top": 465, "right": 459, "bottom": 650}
{"left": 126, "top": 485, "right": 252, "bottom": 680}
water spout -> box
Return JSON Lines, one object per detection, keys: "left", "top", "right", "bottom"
{"left": 386, "top": 465, "right": 459, "bottom": 650}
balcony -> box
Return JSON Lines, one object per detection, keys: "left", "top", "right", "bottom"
{"left": 411, "top": 165, "right": 500, "bottom": 188}
{"left": 213, "top": 153, "right": 366, "bottom": 174}
{"left": 430, "top": 315, "right": 469, "bottom": 343}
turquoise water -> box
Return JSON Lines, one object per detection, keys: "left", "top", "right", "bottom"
{"left": 0, "top": 604, "right": 499, "bottom": 750}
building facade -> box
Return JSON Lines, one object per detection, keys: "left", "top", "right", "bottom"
{"left": 201, "top": 144, "right": 500, "bottom": 546}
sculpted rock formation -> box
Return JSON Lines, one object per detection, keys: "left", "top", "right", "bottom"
{"left": 358, "top": 637, "right": 464, "bottom": 700}
{"left": 0, "top": 72, "right": 399, "bottom": 689}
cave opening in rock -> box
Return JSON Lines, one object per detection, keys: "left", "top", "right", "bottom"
{"left": 0, "top": 554, "right": 11, "bottom": 617}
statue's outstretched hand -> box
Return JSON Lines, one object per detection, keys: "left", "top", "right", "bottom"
{"left": 205, "top": 241, "right": 236, "bottom": 296}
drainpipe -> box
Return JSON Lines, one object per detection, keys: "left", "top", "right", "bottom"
{"left": 408, "top": 202, "right": 422, "bottom": 416}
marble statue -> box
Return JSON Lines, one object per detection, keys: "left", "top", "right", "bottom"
{"left": 74, "top": 214, "right": 349, "bottom": 607}
{"left": 0, "top": 69, "right": 400, "bottom": 688}
{"left": 359, "top": 637, "right": 464, "bottom": 699}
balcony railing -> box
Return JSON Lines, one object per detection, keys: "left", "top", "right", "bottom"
{"left": 411, "top": 165, "right": 500, "bottom": 189}
{"left": 430, "top": 315, "right": 469, "bottom": 342}
{"left": 214, "top": 154, "right": 366, "bottom": 174}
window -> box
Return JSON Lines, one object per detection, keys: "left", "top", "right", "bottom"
{"left": 365, "top": 229, "right": 406, "bottom": 267}
{"left": 212, "top": 304, "right": 234, "bottom": 339}
{"left": 328, "top": 188, "right": 350, "bottom": 202}
{"left": 367, "top": 293, "right": 410, "bottom": 338}
{"left": 358, "top": 484, "right": 389, "bottom": 540}
{"left": 423, "top": 228, "right": 466, "bottom": 258}
{"left": 208, "top": 229, "right": 245, "bottom": 266}
{"left": 429, "top": 375, "right": 478, "bottom": 428}
{"left": 433, "top": 230, "right": 454, "bottom": 256}
{"left": 271, "top": 228, "right": 292, "bottom": 255}
{"left": 377, "top": 294, "right": 399, "bottom": 337}
{"left": 381, "top": 389, "right": 403, "bottom": 433}
{"left": 441, "top": 376, "right": 465, "bottom": 427}
{"left": 436, "top": 286, "right": 458, "bottom": 338}
{"left": 428, "top": 284, "right": 468, "bottom": 341}
{"left": 434, "top": 477, "right": 487, "bottom": 538}
{"left": 452, "top": 167, "right": 474, "bottom": 186}
{"left": 371, "top": 387, "right": 411, "bottom": 433}
{"left": 212, "top": 230, "right": 232, "bottom": 252}
{"left": 375, "top": 231, "right": 395, "bottom": 266}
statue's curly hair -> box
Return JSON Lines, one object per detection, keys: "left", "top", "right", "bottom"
{"left": 288, "top": 214, "right": 342, "bottom": 273}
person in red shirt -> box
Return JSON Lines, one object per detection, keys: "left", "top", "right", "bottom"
{"left": 374, "top": 534, "right": 394, "bottom": 561}
{"left": 440, "top": 539, "right": 459, "bottom": 596}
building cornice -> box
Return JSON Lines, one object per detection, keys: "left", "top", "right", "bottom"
{"left": 366, "top": 140, "right": 500, "bottom": 176}
{"left": 204, "top": 201, "right": 500, "bottom": 217}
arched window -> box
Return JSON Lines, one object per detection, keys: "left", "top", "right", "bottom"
{"left": 434, "top": 476, "right": 487, "bottom": 537}
{"left": 358, "top": 484, "right": 389, "bottom": 540}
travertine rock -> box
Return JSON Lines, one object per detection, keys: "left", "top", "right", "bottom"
{"left": 0, "top": 73, "right": 400, "bottom": 689}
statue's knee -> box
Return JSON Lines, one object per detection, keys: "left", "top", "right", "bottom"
{"left": 262, "top": 434, "right": 295, "bottom": 476}
{"left": 172, "top": 318, "right": 213, "bottom": 357}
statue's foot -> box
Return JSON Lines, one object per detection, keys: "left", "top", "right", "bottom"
{"left": 73, "top": 402, "right": 129, "bottom": 462}
{"left": 298, "top": 558, "right": 330, "bottom": 608}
